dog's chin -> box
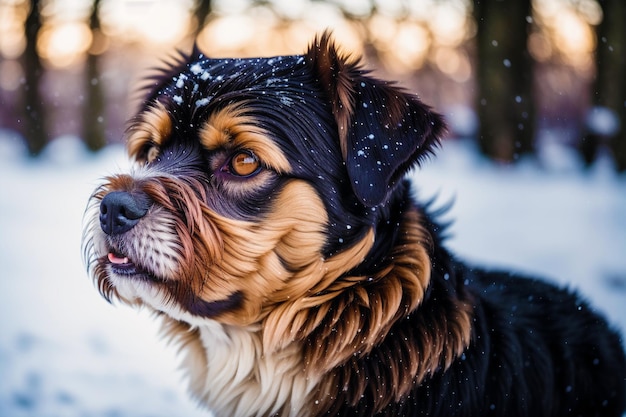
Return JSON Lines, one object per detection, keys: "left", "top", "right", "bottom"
{"left": 97, "top": 241, "right": 173, "bottom": 308}
{"left": 103, "top": 253, "right": 163, "bottom": 301}
{"left": 100, "top": 247, "right": 242, "bottom": 325}
{"left": 102, "top": 257, "right": 184, "bottom": 317}
{"left": 105, "top": 271, "right": 233, "bottom": 328}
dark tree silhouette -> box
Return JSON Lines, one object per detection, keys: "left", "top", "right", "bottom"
{"left": 22, "top": 0, "right": 47, "bottom": 155}
{"left": 582, "top": 0, "right": 626, "bottom": 171}
{"left": 473, "top": 0, "right": 535, "bottom": 162}
{"left": 83, "top": 0, "right": 107, "bottom": 151}
{"left": 193, "top": 0, "right": 213, "bottom": 37}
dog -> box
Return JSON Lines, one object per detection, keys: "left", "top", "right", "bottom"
{"left": 82, "top": 32, "right": 626, "bottom": 416}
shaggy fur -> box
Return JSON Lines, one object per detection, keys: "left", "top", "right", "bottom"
{"left": 82, "top": 33, "right": 626, "bottom": 416}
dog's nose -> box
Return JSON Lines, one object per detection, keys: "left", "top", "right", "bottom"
{"left": 99, "top": 191, "right": 149, "bottom": 235}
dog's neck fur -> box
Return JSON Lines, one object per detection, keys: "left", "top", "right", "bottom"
{"left": 184, "top": 320, "right": 318, "bottom": 417}
{"left": 161, "top": 192, "right": 473, "bottom": 417}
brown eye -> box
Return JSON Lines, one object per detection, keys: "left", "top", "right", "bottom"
{"left": 228, "top": 151, "right": 261, "bottom": 177}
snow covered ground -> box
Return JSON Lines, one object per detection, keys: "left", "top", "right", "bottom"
{"left": 0, "top": 133, "right": 624, "bottom": 417}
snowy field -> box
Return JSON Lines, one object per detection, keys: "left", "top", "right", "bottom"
{"left": 0, "top": 132, "right": 625, "bottom": 417}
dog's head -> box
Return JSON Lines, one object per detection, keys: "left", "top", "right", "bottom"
{"left": 82, "top": 32, "right": 445, "bottom": 348}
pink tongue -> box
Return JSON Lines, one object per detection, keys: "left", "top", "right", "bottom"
{"left": 108, "top": 253, "right": 129, "bottom": 265}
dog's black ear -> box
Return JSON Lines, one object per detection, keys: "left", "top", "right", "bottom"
{"left": 306, "top": 32, "right": 446, "bottom": 206}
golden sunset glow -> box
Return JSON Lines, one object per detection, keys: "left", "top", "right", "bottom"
{"left": 532, "top": 0, "right": 600, "bottom": 69}
{"left": 435, "top": 47, "right": 472, "bottom": 82}
{"left": 0, "top": 0, "right": 602, "bottom": 76}
{"left": 429, "top": 1, "right": 470, "bottom": 47}
{"left": 553, "top": 10, "right": 595, "bottom": 65}
{"left": 0, "top": 0, "right": 28, "bottom": 59}
{"left": 196, "top": 4, "right": 362, "bottom": 58}
{"left": 37, "top": 21, "right": 92, "bottom": 67}
{"left": 100, "top": 0, "right": 193, "bottom": 46}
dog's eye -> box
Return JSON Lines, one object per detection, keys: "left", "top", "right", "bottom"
{"left": 226, "top": 151, "right": 261, "bottom": 177}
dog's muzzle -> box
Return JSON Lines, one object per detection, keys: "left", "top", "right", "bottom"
{"left": 99, "top": 191, "right": 150, "bottom": 235}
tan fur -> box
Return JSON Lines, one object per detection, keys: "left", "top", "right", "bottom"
{"left": 151, "top": 205, "right": 471, "bottom": 415}
{"left": 127, "top": 101, "right": 172, "bottom": 163}
{"left": 308, "top": 209, "right": 473, "bottom": 415}
{"left": 199, "top": 103, "right": 291, "bottom": 174}
{"left": 153, "top": 205, "right": 472, "bottom": 416}
{"left": 306, "top": 32, "right": 359, "bottom": 160}
{"left": 298, "top": 208, "right": 434, "bottom": 374}
{"left": 160, "top": 316, "right": 319, "bottom": 417}
{"left": 199, "top": 179, "right": 330, "bottom": 325}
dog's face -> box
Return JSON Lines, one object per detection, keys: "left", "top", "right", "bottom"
{"left": 82, "top": 33, "right": 444, "bottom": 335}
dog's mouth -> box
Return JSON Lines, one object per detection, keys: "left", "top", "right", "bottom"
{"left": 107, "top": 251, "right": 135, "bottom": 270}
{"left": 104, "top": 249, "right": 160, "bottom": 282}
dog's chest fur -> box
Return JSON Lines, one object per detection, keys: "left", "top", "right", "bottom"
{"left": 174, "top": 321, "right": 318, "bottom": 417}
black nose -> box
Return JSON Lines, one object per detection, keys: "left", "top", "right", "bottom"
{"left": 99, "top": 191, "right": 150, "bottom": 235}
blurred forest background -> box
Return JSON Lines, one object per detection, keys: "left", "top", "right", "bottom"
{"left": 0, "top": 0, "right": 624, "bottom": 171}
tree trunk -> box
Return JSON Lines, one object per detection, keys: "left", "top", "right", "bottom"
{"left": 83, "top": 0, "right": 106, "bottom": 152}
{"left": 473, "top": 0, "right": 535, "bottom": 162}
{"left": 583, "top": 0, "right": 626, "bottom": 171}
{"left": 193, "top": 0, "right": 212, "bottom": 37}
{"left": 22, "top": 0, "right": 47, "bottom": 156}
